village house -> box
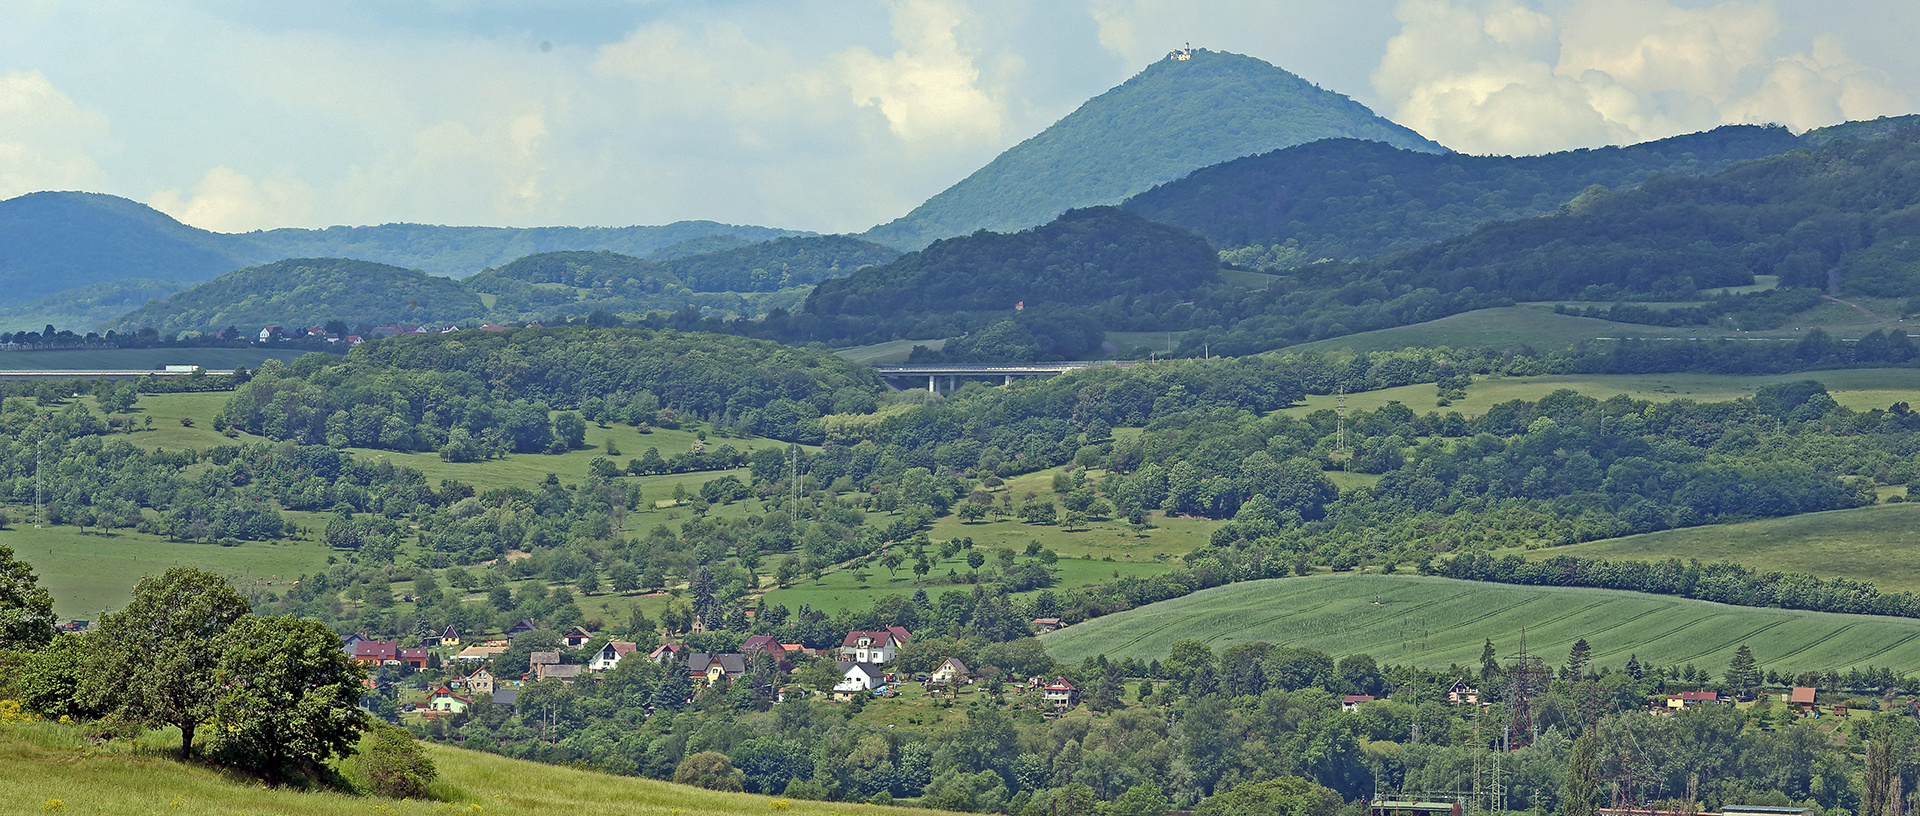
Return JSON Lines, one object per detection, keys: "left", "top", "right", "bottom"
{"left": 561, "top": 626, "right": 593, "bottom": 649}
{"left": 1342, "top": 695, "right": 1375, "bottom": 713}
{"left": 840, "top": 627, "right": 911, "bottom": 664}
{"left": 1044, "top": 678, "right": 1080, "bottom": 708}
{"left": 506, "top": 619, "right": 542, "bottom": 639}
{"left": 649, "top": 643, "right": 690, "bottom": 663}
{"left": 930, "top": 658, "right": 972, "bottom": 685}
{"left": 492, "top": 688, "right": 520, "bottom": 710}
{"left": 432, "top": 625, "right": 461, "bottom": 648}
{"left": 1031, "top": 618, "right": 1062, "bottom": 634}
{"left": 589, "top": 641, "right": 638, "bottom": 672}
{"left": 348, "top": 639, "right": 399, "bottom": 667}
{"left": 1666, "top": 691, "right": 1720, "bottom": 709}
{"left": 1447, "top": 679, "right": 1480, "bottom": 705}
{"left": 835, "top": 662, "right": 888, "bottom": 699}
{"left": 453, "top": 643, "right": 506, "bottom": 663}
{"left": 529, "top": 651, "right": 561, "bottom": 677}
{"left": 687, "top": 653, "right": 749, "bottom": 686}
{"left": 463, "top": 668, "right": 496, "bottom": 696}
{"left": 1788, "top": 686, "right": 1817, "bottom": 713}
{"left": 398, "top": 647, "right": 429, "bottom": 670}
{"left": 427, "top": 686, "right": 472, "bottom": 714}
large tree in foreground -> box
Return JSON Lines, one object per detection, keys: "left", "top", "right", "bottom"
{"left": 87, "top": 567, "right": 251, "bottom": 757}
{"left": 0, "top": 541, "right": 56, "bottom": 650}
{"left": 211, "top": 615, "right": 369, "bottom": 780}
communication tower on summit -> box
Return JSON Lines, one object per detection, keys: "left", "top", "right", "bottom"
{"left": 1169, "top": 43, "right": 1194, "bottom": 61}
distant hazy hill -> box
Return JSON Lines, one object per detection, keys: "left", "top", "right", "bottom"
{"left": 235, "top": 221, "right": 807, "bottom": 278}
{"left": 1124, "top": 124, "right": 1807, "bottom": 264}
{"left": 0, "top": 192, "right": 251, "bottom": 304}
{"left": 0, "top": 278, "right": 184, "bottom": 335}
{"left": 862, "top": 49, "right": 1446, "bottom": 250}
{"left": 656, "top": 235, "right": 899, "bottom": 292}
{"left": 0, "top": 190, "right": 804, "bottom": 320}
{"left": 108, "top": 258, "right": 486, "bottom": 335}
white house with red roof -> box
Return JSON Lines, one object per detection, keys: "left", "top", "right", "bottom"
{"left": 840, "top": 626, "right": 911, "bottom": 664}
{"left": 589, "top": 641, "right": 638, "bottom": 672}
{"left": 1044, "top": 678, "right": 1079, "bottom": 708}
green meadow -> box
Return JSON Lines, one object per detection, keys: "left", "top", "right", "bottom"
{"left": 0, "top": 720, "right": 939, "bottom": 816}
{"left": 1, "top": 523, "right": 333, "bottom": 619}
{"left": 1040, "top": 573, "right": 1920, "bottom": 674}
{"left": 1285, "top": 304, "right": 1919, "bottom": 355}
{"left": 0, "top": 346, "right": 316, "bottom": 371}
{"left": 1281, "top": 368, "right": 1920, "bottom": 417}
{"left": 1522, "top": 502, "right": 1920, "bottom": 594}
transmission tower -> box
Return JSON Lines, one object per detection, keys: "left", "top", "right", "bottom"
{"left": 1601, "top": 728, "right": 1660, "bottom": 816}
{"left": 1506, "top": 628, "right": 1549, "bottom": 749}
{"left": 35, "top": 432, "right": 47, "bottom": 526}
{"left": 1336, "top": 385, "right": 1351, "bottom": 454}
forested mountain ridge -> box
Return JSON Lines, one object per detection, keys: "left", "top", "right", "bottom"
{"left": 105, "top": 258, "right": 487, "bottom": 335}
{"left": 1177, "top": 130, "right": 1920, "bottom": 355}
{"left": 1123, "top": 124, "right": 1807, "bottom": 265}
{"left": 781, "top": 207, "right": 1220, "bottom": 355}
{"left": 234, "top": 221, "right": 806, "bottom": 279}
{"left": 655, "top": 235, "right": 900, "bottom": 292}
{"left": 862, "top": 49, "right": 1445, "bottom": 250}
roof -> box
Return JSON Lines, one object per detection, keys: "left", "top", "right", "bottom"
{"left": 688, "top": 653, "right": 749, "bottom": 675}
{"left": 742, "top": 635, "right": 779, "bottom": 652}
{"left": 507, "top": 619, "right": 541, "bottom": 633}
{"left": 399, "top": 648, "right": 429, "bottom": 659}
{"left": 564, "top": 626, "right": 591, "bottom": 637}
{"left": 842, "top": 628, "right": 911, "bottom": 649}
{"left": 1045, "top": 677, "right": 1077, "bottom": 691}
{"left": 529, "top": 651, "right": 561, "bottom": 666}
{"left": 650, "top": 643, "right": 688, "bottom": 659}
{"left": 602, "top": 641, "right": 638, "bottom": 656}
{"left": 541, "top": 664, "right": 585, "bottom": 679}
{"left": 493, "top": 689, "right": 520, "bottom": 707}
{"left": 1032, "top": 618, "right": 1061, "bottom": 625}
{"left": 837, "top": 661, "right": 886, "bottom": 677}
{"left": 442, "top": 625, "right": 459, "bottom": 637}
{"left": 351, "top": 640, "right": 399, "bottom": 659}
{"left": 430, "top": 687, "right": 473, "bottom": 704}
{"left": 1343, "top": 695, "right": 1375, "bottom": 703}
{"left": 1790, "top": 687, "right": 1816, "bottom": 703}
{"left": 937, "top": 658, "right": 971, "bottom": 675}
{"left": 1678, "top": 691, "right": 1717, "bottom": 701}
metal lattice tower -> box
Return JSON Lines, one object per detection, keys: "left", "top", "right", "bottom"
{"left": 1506, "top": 629, "right": 1549, "bottom": 749}
{"left": 1336, "top": 385, "right": 1350, "bottom": 454}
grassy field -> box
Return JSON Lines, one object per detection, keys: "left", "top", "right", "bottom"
{"left": 0, "top": 347, "right": 319, "bottom": 371}
{"left": 3, "top": 517, "right": 337, "bottom": 619}
{"left": 1040, "top": 573, "right": 1920, "bottom": 673}
{"left": 0, "top": 720, "right": 936, "bottom": 816}
{"left": 1519, "top": 503, "right": 1920, "bottom": 594}
{"left": 835, "top": 338, "right": 946, "bottom": 365}
{"left": 1285, "top": 304, "right": 1918, "bottom": 355}
{"left": 1281, "top": 368, "right": 1920, "bottom": 417}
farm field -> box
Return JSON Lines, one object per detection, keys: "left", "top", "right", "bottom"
{"left": 835, "top": 337, "right": 945, "bottom": 365}
{"left": 0, "top": 346, "right": 320, "bottom": 371}
{"left": 1281, "top": 368, "right": 1920, "bottom": 417}
{"left": 1519, "top": 503, "right": 1920, "bottom": 594}
{"left": 1040, "top": 573, "right": 1920, "bottom": 674}
{"left": 1284, "top": 305, "right": 1917, "bottom": 355}
{"left": 0, "top": 720, "right": 932, "bottom": 816}
{"left": 2, "top": 522, "right": 334, "bottom": 619}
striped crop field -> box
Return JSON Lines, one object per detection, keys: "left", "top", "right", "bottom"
{"left": 1040, "top": 573, "right": 1920, "bottom": 674}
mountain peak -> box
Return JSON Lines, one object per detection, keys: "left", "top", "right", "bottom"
{"left": 862, "top": 49, "right": 1446, "bottom": 250}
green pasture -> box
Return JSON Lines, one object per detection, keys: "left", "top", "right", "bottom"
{"left": 0, "top": 720, "right": 934, "bottom": 816}
{"left": 2, "top": 522, "right": 334, "bottom": 619}
{"left": 0, "top": 346, "right": 317, "bottom": 371}
{"left": 1040, "top": 573, "right": 1920, "bottom": 673}
{"left": 1520, "top": 502, "right": 1920, "bottom": 594}
{"left": 1285, "top": 304, "right": 1917, "bottom": 355}
{"left": 1281, "top": 368, "right": 1920, "bottom": 417}
{"left": 835, "top": 337, "right": 946, "bottom": 365}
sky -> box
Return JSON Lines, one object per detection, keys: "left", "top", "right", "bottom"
{"left": 0, "top": 0, "right": 1913, "bottom": 235}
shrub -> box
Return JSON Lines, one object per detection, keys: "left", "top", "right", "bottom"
{"left": 363, "top": 723, "right": 437, "bottom": 799}
{"left": 673, "top": 751, "right": 745, "bottom": 791}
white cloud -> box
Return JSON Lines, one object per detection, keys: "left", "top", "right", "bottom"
{"left": 0, "top": 70, "right": 111, "bottom": 199}
{"left": 1372, "top": 0, "right": 1912, "bottom": 156}
{"left": 832, "top": 0, "right": 1007, "bottom": 146}
{"left": 149, "top": 166, "right": 313, "bottom": 233}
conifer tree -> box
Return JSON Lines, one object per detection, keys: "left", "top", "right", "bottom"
{"left": 1727, "top": 645, "right": 1760, "bottom": 692}
{"left": 1565, "top": 731, "right": 1599, "bottom": 816}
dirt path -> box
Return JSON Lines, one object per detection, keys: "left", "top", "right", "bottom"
{"left": 1823, "top": 294, "right": 1890, "bottom": 322}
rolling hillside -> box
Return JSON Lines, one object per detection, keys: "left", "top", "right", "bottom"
{"left": 863, "top": 49, "right": 1445, "bottom": 250}
{"left": 0, "top": 192, "right": 249, "bottom": 305}
{"left": 0, "top": 720, "right": 937, "bottom": 816}
{"left": 1040, "top": 573, "right": 1920, "bottom": 673}
{"left": 106, "top": 258, "right": 486, "bottom": 334}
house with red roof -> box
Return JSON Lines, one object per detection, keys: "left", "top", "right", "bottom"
{"left": 840, "top": 627, "right": 911, "bottom": 664}
{"left": 1044, "top": 678, "right": 1079, "bottom": 708}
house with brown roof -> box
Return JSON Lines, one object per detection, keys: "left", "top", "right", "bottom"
{"left": 1342, "top": 695, "right": 1375, "bottom": 713}
{"left": 1031, "top": 618, "right": 1062, "bottom": 634}
{"left": 561, "top": 626, "right": 593, "bottom": 649}
{"left": 589, "top": 641, "right": 638, "bottom": 672}
{"left": 349, "top": 639, "right": 400, "bottom": 666}
{"left": 529, "top": 651, "right": 561, "bottom": 676}
{"left": 398, "top": 647, "right": 429, "bottom": 670}
{"left": 1666, "top": 691, "right": 1720, "bottom": 709}
{"left": 506, "top": 619, "right": 542, "bottom": 638}
{"left": 930, "top": 658, "right": 972, "bottom": 685}
{"left": 1789, "top": 686, "right": 1817, "bottom": 712}
{"left": 649, "top": 643, "right": 690, "bottom": 663}
{"left": 840, "top": 627, "right": 911, "bottom": 664}
{"left": 1044, "top": 678, "right": 1079, "bottom": 709}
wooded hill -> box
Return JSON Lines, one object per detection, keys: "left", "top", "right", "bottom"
{"left": 862, "top": 49, "right": 1445, "bottom": 250}
{"left": 106, "top": 259, "right": 486, "bottom": 336}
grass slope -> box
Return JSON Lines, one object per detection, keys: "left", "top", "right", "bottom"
{"left": 0, "top": 347, "right": 315, "bottom": 371}
{"left": 2, "top": 525, "right": 332, "bottom": 620}
{"left": 1526, "top": 503, "right": 1920, "bottom": 593}
{"left": 1283, "top": 305, "right": 1919, "bottom": 355}
{"left": 0, "top": 721, "right": 936, "bottom": 816}
{"left": 1040, "top": 573, "right": 1920, "bottom": 673}
{"left": 1281, "top": 368, "right": 1920, "bottom": 417}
